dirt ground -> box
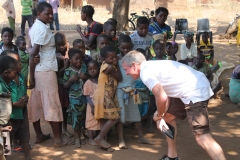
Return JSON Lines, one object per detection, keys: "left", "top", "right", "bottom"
{"left": 6, "top": 13, "right": 240, "bottom": 160}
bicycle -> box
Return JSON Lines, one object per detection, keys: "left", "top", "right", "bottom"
{"left": 128, "top": 8, "right": 154, "bottom": 31}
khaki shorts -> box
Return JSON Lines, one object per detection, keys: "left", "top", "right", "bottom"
{"left": 167, "top": 98, "right": 210, "bottom": 135}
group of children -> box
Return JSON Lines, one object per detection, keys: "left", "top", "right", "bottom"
{"left": 0, "top": 4, "right": 219, "bottom": 160}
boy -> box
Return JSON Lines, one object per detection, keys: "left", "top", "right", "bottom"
{"left": 198, "top": 32, "right": 215, "bottom": 66}
{"left": 0, "top": 55, "right": 18, "bottom": 160}
{"left": 103, "top": 21, "right": 118, "bottom": 53}
{"left": 2, "top": 0, "right": 16, "bottom": 37}
{"left": 130, "top": 16, "right": 153, "bottom": 50}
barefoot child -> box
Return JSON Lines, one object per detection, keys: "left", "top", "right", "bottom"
{"left": 93, "top": 46, "right": 122, "bottom": 150}
{"left": 151, "top": 40, "right": 168, "bottom": 60}
{"left": 0, "top": 27, "right": 18, "bottom": 54}
{"left": 83, "top": 60, "right": 100, "bottom": 146}
{"left": 1, "top": 50, "right": 31, "bottom": 160}
{"left": 55, "top": 32, "right": 73, "bottom": 138}
{"left": 103, "top": 21, "right": 118, "bottom": 53}
{"left": 0, "top": 55, "right": 18, "bottom": 160}
{"left": 63, "top": 48, "right": 88, "bottom": 147}
{"left": 96, "top": 34, "right": 111, "bottom": 64}
{"left": 116, "top": 35, "right": 153, "bottom": 148}
{"left": 73, "top": 39, "right": 92, "bottom": 66}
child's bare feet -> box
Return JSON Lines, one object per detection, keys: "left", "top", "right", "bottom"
{"left": 62, "top": 130, "right": 73, "bottom": 138}
{"left": 88, "top": 139, "right": 98, "bottom": 146}
{"left": 138, "top": 137, "right": 154, "bottom": 145}
{"left": 119, "top": 140, "right": 128, "bottom": 149}
{"left": 54, "top": 136, "right": 73, "bottom": 148}
{"left": 74, "top": 139, "right": 81, "bottom": 148}
{"left": 94, "top": 138, "right": 111, "bottom": 149}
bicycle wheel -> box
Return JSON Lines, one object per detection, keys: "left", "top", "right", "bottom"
{"left": 128, "top": 19, "right": 135, "bottom": 31}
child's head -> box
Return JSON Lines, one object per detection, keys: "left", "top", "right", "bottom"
{"left": 103, "top": 21, "right": 116, "bottom": 39}
{"left": 1, "top": 27, "right": 14, "bottom": 45}
{"left": 15, "top": 36, "right": 26, "bottom": 51}
{"left": 81, "top": 5, "right": 95, "bottom": 21}
{"left": 1, "top": 50, "right": 21, "bottom": 72}
{"left": 72, "top": 39, "right": 85, "bottom": 55}
{"left": 136, "top": 48, "right": 145, "bottom": 55}
{"left": 149, "top": 17, "right": 156, "bottom": 24}
{"left": 153, "top": 40, "right": 166, "bottom": 58}
{"left": 136, "top": 17, "right": 149, "bottom": 37}
{"left": 87, "top": 60, "right": 99, "bottom": 78}
{"left": 55, "top": 32, "right": 67, "bottom": 55}
{"left": 166, "top": 42, "right": 173, "bottom": 56}
{"left": 195, "top": 53, "right": 205, "bottom": 66}
{"left": 100, "top": 46, "right": 117, "bottom": 66}
{"left": 202, "top": 32, "right": 209, "bottom": 44}
{"left": 97, "top": 34, "right": 111, "bottom": 50}
{"left": 155, "top": 7, "right": 169, "bottom": 25}
{"left": 171, "top": 41, "right": 179, "bottom": 55}
{"left": 178, "top": 60, "right": 188, "bottom": 66}
{"left": 37, "top": 2, "right": 53, "bottom": 24}
{"left": 118, "top": 35, "right": 132, "bottom": 56}
{"left": 0, "top": 55, "right": 18, "bottom": 83}
{"left": 184, "top": 31, "right": 194, "bottom": 44}
{"left": 107, "top": 18, "right": 117, "bottom": 26}
{"left": 68, "top": 48, "right": 83, "bottom": 68}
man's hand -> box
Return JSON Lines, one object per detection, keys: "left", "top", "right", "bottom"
{"left": 156, "top": 118, "right": 169, "bottom": 132}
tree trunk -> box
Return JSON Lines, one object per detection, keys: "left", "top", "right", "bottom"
{"left": 112, "top": 0, "right": 130, "bottom": 31}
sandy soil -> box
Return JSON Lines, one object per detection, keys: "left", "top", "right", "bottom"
{"left": 7, "top": 14, "right": 240, "bottom": 160}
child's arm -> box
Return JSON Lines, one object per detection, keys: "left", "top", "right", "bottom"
{"left": 103, "top": 64, "right": 122, "bottom": 82}
{"left": 76, "top": 25, "right": 96, "bottom": 49}
{"left": 86, "top": 96, "right": 94, "bottom": 115}
{"left": 79, "top": 72, "right": 88, "bottom": 81}
{"left": 57, "top": 58, "right": 69, "bottom": 77}
{"left": 63, "top": 74, "right": 78, "bottom": 88}
{"left": 12, "top": 96, "right": 28, "bottom": 108}
{"left": 0, "top": 126, "right": 12, "bottom": 132}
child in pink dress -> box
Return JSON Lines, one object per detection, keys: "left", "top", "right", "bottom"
{"left": 83, "top": 60, "right": 100, "bottom": 145}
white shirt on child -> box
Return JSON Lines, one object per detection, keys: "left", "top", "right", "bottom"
{"left": 140, "top": 60, "right": 213, "bottom": 104}
{"left": 180, "top": 42, "right": 197, "bottom": 60}
{"left": 130, "top": 31, "right": 153, "bottom": 50}
{"left": 29, "top": 19, "right": 58, "bottom": 72}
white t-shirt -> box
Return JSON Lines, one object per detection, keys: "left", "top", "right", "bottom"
{"left": 130, "top": 31, "right": 153, "bottom": 50}
{"left": 29, "top": 19, "right": 58, "bottom": 72}
{"left": 140, "top": 60, "right": 213, "bottom": 104}
{"left": 180, "top": 42, "right": 197, "bottom": 60}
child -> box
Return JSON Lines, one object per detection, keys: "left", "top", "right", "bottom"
{"left": 130, "top": 16, "right": 153, "bottom": 50}
{"left": 73, "top": 39, "right": 92, "bottom": 66}
{"left": 2, "top": 0, "right": 16, "bottom": 37}
{"left": 63, "top": 48, "right": 88, "bottom": 148}
{"left": 93, "top": 46, "right": 122, "bottom": 151}
{"left": 0, "top": 27, "right": 18, "bottom": 54}
{"left": 107, "top": 18, "right": 117, "bottom": 26}
{"left": 152, "top": 40, "right": 168, "bottom": 60}
{"left": 166, "top": 42, "right": 173, "bottom": 60}
{"left": 55, "top": 32, "right": 73, "bottom": 138}
{"left": 198, "top": 32, "right": 215, "bottom": 66}
{"left": 83, "top": 60, "right": 100, "bottom": 146}
{"left": 103, "top": 21, "right": 118, "bottom": 53}
{"left": 0, "top": 55, "right": 18, "bottom": 160}
{"left": 96, "top": 34, "right": 111, "bottom": 64}
{"left": 116, "top": 35, "right": 152, "bottom": 149}
{"left": 148, "top": 7, "right": 172, "bottom": 41}
{"left": 15, "top": 36, "right": 29, "bottom": 84}
{"left": 1, "top": 50, "right": 31, "bottom": 160}
{"left": 171, "top": 41, "right": 178, "bottom": 61}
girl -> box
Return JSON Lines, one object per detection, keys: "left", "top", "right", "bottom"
{"left": 93, "top": 46, "right": 122, "bottom": 150}
{"left": 55, "top": 32, "right": 73, "bottom": 138}
{"left": 83, "top": 60, "right": 100, "bottom": 146}
{"left": 180, "top": 31, "right": 197, "bottom": 66}
{"left": 116, "top": 35, "right": 152, "bottom": 149}
{"left": 28, "top": 2, "right": 69, "bottom": 147}
{"left": 63, "top": 48, "right": 88, "bottom": 148}
{"left": 171, "top": 41, "right": 179, "bottom": 61}
{"left": 73, "top": 39, "right": 92, "bottom": 66}
{"left": 76, "top": 5, "right": 103, "bottom": 61}
{"left": 0, "top": 27, "right": 18, "bottom": 54}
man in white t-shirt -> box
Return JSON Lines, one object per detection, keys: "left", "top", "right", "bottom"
{"left": 130, "top": 16, "right": 153, "bottom": 50}
{"left": 121, "top": 50, "right": 226, "bottom": 160}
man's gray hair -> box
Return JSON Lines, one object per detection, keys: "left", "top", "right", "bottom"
{"left": 122, "top": 50, "right": 146, "bottom": 66}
